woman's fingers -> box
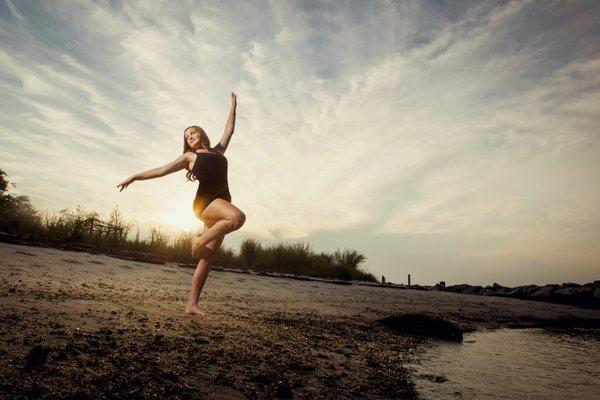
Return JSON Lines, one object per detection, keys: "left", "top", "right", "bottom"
{"left": 117, "top": 178, "right": 132, "bottom": 191}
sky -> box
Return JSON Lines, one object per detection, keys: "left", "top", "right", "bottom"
{"left": 1, "top": 0, "right": 599, "bottom": 286}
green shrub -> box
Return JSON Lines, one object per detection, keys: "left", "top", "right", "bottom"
{"left": 240, "top": 238, "right": 263, "bottom": 269}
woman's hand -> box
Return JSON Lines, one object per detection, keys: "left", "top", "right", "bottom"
{"left": 230, "top": 91, "right": 237, "bottom": 108}
{"left": 117, "top": 175, "right": 136, "bottom": 192}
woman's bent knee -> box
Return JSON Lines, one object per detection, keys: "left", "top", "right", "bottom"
{"left": 231, "top": 212, "right": 245, "bottom": 230}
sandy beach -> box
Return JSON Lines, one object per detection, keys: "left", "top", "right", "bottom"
{"left": 1, "top": 242, "right": 599, "bottom": 399}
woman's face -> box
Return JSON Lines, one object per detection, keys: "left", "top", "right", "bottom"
{"left": 184, "top": 128, "right": 202, "bottom": 149}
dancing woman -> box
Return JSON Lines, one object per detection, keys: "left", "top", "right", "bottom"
{"left": 117, "top": 92, "right": 245, "bottom": 316}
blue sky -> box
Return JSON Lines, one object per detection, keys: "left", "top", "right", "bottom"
{"left": 1, "top": 0, "right": 599, "bottom": 286}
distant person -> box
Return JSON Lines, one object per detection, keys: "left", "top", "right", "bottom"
{"left": 117, "top": 92, "right": 244, "bottom": 317}
{"left": 382, "top": 275, "right": 386, "bottom": 284}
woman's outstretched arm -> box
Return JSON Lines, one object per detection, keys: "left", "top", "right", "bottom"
{"left": 117, "top": 153, "right": 191, "bottom": 192}
{"left": 215, "top": 92, "right": 237, "bottom": 154}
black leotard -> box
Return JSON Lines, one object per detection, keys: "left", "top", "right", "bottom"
{"left": 190, "top": 151, "right": 231, "bottom": 219}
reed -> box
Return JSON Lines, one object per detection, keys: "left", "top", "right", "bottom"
{"left": 0, "top": 168, "right": 376, "bottom": 281}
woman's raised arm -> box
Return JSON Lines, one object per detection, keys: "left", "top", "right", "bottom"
{"left": 117, "top": 153, "right": 191, "bottom": 192}
{"left": 215, "top": 92, "right": 237, "bottom": 154}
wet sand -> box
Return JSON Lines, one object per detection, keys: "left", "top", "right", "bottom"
{"left": 1, "top": 242, "right": 599, "bottom": 399}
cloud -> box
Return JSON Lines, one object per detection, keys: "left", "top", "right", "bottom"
{"left": 0, "top": 0, "right": 599, "bottom": 284}
{"left": 3, "top": 0, "right": 24, "bottom": 22}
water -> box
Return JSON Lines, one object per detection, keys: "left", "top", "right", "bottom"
{"left": 408, "top": 328, "right": 600, "bottom": 399}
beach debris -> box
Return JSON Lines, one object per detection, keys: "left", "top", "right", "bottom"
{"left": 377, "top": 313, "right": 464, "bottom": 342}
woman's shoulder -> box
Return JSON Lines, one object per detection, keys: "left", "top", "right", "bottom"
{"left": 183, "top": 151, "right": 197, "bottom": 161}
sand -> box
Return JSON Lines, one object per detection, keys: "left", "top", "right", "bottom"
{"left": 1, "top": 242, "right": 599, "bottom": 399}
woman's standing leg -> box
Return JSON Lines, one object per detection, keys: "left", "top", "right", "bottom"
{"left": 185, "top": 226, "right": 224, "bottom": 316}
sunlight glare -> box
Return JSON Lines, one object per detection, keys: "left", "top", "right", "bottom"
{"left": 159, "top": 203, "right": 200, "bottom": 232}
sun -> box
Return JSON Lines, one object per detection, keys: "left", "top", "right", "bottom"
{"left": 159, "top": 203, "right": 200, "bottom": 232}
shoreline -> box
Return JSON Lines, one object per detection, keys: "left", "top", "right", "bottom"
{"left": 1, "top": 242, "right": 599, "bottom": 399}
{"left": 2, "top": 232, "right": 598, "bottom": 311}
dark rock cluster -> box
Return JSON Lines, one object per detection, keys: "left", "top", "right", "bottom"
{"left": 377, "top": 313, "right": 464, "bottom": 342}
{"left": 432, "top": 281, "right": 600, "bottom": 309}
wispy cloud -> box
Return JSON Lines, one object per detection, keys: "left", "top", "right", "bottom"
{"left": 1, "top": 0, "right": 599, "bottom": 285}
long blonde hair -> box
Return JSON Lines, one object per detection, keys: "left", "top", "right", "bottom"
{"left": 183, "top": 125, "right": 212, "bottom": 181}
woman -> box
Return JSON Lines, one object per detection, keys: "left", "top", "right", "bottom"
{"left": 117, "top": 92, "right": 245, "bottom": 317}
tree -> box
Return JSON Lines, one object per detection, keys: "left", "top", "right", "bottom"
{"left": 0, "top": 169, "right": 40, "bottom": 234}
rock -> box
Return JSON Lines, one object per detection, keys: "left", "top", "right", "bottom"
{"left": 377, "top": 313, "right": 463, "bottom": 342}
{"left": 552, "top": 286, "right": 594, "bottom": 306}
{"left": 480, "top": 283, "right": 512, "bottom": 296}
{"left": 507, "top": 285, "right": 539, "bottom": 298}
{"left": 461, "top": 285, "right": 483, "bottom": 295}
{"left": 408, "top": 284, "right": 430, "bottom": 290}
{"left": 99, "top": 327, "right": 113, "bottom": 336}
{"left": 479, "top": 286, "right": 511, "bottom": 296}
{"left": 530, "top": 284, "right": 561, "bottom": 298}
{"left": 420, "top": 373, "right": 448, "bottom": 383}
{"left": 252, "top": 373, "right": 273, "bottom": 386}
{"left": 25, "top": 345, "right": 48, "bottom": 369}
{"left": 163, "top": 370, "right": 179, "bottom": 382}
{"left": 554, "top": 287, "right": 583, "bottom": 296}
{"left": 582, "top": 281, "right": 600, "bottom": 289}
{"left": 275, "top": 381, "right": 293, "bottom": 398}
{"left": 425, "top": 279, "right": 598, "bottom": 308}
{"left": 194, "top": 337, "right": 209, "bottom": 345}
{"left": 432, "top": 281, "right": 446, "bottom": 290}
{"left": 445, "top": 284, "right": 470, "bottom": 293}
{"left": 520, "top": 284, "right": 600, "bottom": 308}
{"left": 301, "top": 364, "right": 315, "bottom": 372}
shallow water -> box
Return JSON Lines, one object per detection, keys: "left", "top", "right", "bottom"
{"left": 408, "top": 328, "right": 600, "bottom": 399}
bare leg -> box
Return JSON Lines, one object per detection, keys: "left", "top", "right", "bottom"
{"left": 191, "top": 199, "right": 245, "bottom": 258}
{"left": 185, "top": 231, "right": 224, "bottom": 317}
{"left": 191, "top": 220, "right": 238, "bottom": 257}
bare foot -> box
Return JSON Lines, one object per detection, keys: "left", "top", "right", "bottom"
{"left": 185, "top": 304, "right": 206, "bottom": 317}
{"left": 191, "top": 232, "right": 205, "bottom": 258}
